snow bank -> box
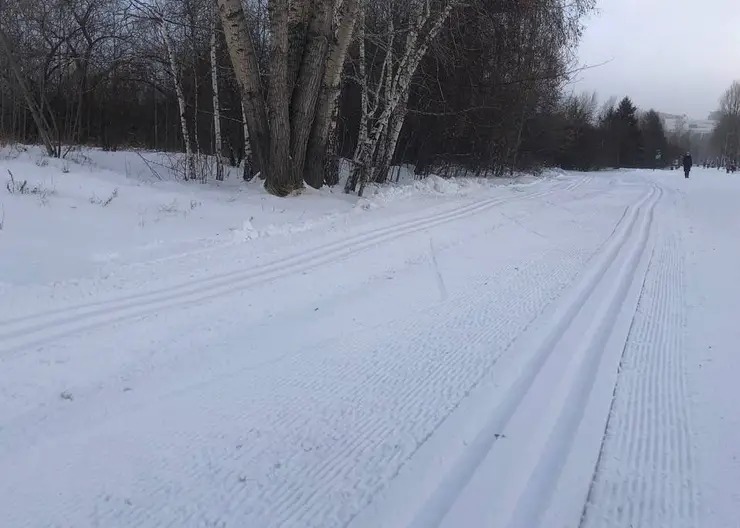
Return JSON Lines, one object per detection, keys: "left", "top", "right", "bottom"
{"left": 0, "top": 146, "right": 546, "bottom": 288}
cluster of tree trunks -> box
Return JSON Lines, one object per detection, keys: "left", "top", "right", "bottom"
{"left": 0, "top": 0, "right": 600, "bottom": 194}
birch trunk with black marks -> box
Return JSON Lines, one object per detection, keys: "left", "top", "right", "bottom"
{"left": 344, "top": 3, "right": 368, "bottom": 193}
{"left": 241, "top": 101, "right": 254, "bottom": 181}
{"left": 161, "top": 22, "right": 195, "bottom": 180}
{"left": 375, "top": 97, "right": 407, "bottom": 183}
{"left": 364, "top": 0, "right": 459, "bottom": 190}
{"left": 210, "top": 8, "right": 224, "bottom": 181}
{"left": 217, "top": 0, "right": 269, "bottom": 176}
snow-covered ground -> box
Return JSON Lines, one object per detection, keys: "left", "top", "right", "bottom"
{"left": 1, "top": 152, "right": 738, "bottom": 527}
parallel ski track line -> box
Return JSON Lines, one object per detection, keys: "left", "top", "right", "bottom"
{"left": 86, "top": 190, "right": 614, "bottom": 528}
{"left": 500, "top": 186, "right": 660, "bottom": 528}
{"left": 1, "top": 178, "right": 633, "bottom": 528}
{"left": 400, "top": 184, "right": 661, "bottom": 528}
{"left": 0, "top": 176, "right": 591, "bottom": 357}
{"left": 580, "top": 186, "right": 699, "bottom": 528}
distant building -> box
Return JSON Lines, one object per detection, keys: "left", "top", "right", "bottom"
{"left": 658, "top": 112, "right": 716, "bottom": 138}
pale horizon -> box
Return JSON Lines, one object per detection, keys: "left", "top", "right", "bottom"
{"left": 576, "top": 0, "right": 740, "bottom": 120}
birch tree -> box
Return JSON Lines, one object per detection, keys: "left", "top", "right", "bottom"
{"left": 160, "top": 19, "right": 196, "bottom": 180}
{"left": 347, "top": 0, "right": 461, "bottom": 195}
{"left": 241, "top": 100, "right": 254, "bottom": 180}
{"left": 715, "top": 81, "right": 740, "bottom": 163}
{"left": 130, "top": 0, "right": 198, "bottom": 178}
{"left": 0, "top": 0, "right": 597, "bottom": 181}
{"left": 210, "top": 4, "right": 224, "bottom": 181}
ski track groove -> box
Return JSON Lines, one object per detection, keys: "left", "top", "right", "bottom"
{"left": 506, "top": 185, "right": 660, "bottom": 528}
{"left": 269, "top": 196, "right": 632, "bottom": 528}
{"left": 1, "top": 178, "right": 635, "bottom": 528}
{"left": 0, "top": 176, "right": 591, "bottom": 358}
{"left": 580, "top": 185, "right": 699, "bottom": 528}
{"left": 284, "top": 182, "right": 648, "bottom": 528}
{"left": 382, "top": 184, "right": 661, "bottom": 528}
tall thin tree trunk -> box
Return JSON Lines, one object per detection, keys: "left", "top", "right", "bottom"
{"left": 266, "top": 0, "right": 293, "bottom": 196}
{"left": 217, "top": 0, "right": 269, "bottom": 177}
{"left": 322, "top": 102, "right": 341, "bottom": 186}
{"left": 154, "top": 85, "right": 159, "bottom": 149}
{"left": 303, "top": 0, "right": 360, "bottom": 189}
{"left": 375, "top": 97, "right": 408, "bottom": 183}
{"left": 507, "top": 8, "right": 539, "bottom": 174}
{"left": 345, "top": 5, "right": 367, "bottom": 193}
{"left": 188, "top": 15, "right": 203, "bottom": 181}
{"left": 210, "top": 9, "right": 225, "bottom": 181}
{"left": 288, "top": 0, "right": 333, "bottom": 188}
{"left": 161, "top": 22, "right": 195, "bottom": 180}
{"left": 241, "top": 100, "right": 254, "bottom": 180}
{"left": 509, "top": 96, "right": 530, "bottom": 174}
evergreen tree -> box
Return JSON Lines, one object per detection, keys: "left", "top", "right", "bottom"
{"left": 597, "top": 103, "right": 619, "bottom": 167}
{"left": 640, "top": 110, "right": 668, "bottom": 167}
{"left": 614, "top": 97, "right": 643, "bottom": 168}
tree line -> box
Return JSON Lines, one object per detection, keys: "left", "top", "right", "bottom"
{"left": 710, "top": 81, "right": 740, "bottom": 167}
{"left": 546, "top": 94, "right": 689, "bottom": 171}
{"left": 3, "top": 0, "right": 670, "bottom": 197}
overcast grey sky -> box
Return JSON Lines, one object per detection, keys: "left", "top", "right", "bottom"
{"left": 575, "top": 0, "right": 740, "bottom": 119}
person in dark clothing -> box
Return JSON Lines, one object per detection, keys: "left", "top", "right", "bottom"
{"left": 683, "top": 152, "right": 693, "bottom": 178}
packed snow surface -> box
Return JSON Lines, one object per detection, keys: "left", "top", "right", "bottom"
{"left": 1, "top": 149, "right": 738, "bottom": 527}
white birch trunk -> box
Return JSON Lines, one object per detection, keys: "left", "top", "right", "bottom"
{"left": 353, "top": 8, "right": 368, "bottom": 162}
{"left": 376, "top": 97, "right": 407, "bottom": 183}
{"left": 354, "top": 0, "right": 459, "bottom": 195}
{"left": 210, "top": 9, "right": 224, "bottom": 181}
{"left": 161, "top": 22, "right": 195, "bottom": 181}
{"left": 345, "top": 4, "right": 368, "bottom": 193}
{"left": 241, "top": 100, "right": 254, "bottom": 180}
{"left": 217, "top": 0, "right": 270, "bottom": 175}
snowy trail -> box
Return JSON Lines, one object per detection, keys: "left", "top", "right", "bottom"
{"left": 4, "top": 169, "right": 738, "bottom": 528}
{"left": 0, "top": 176, "right": 589, "bottom": 357}
{"left": 351, "top": 184, "right": 659, "bottom": 528}
{"left": 444, "top": 185, "right": 658, "bottom": 528}
{"left": 0, "top": 172, "right": 635, "bottom": 527}
{"left": 580, "top": 184, "right": 699, "bottom": 528}
{"left": 682, "top": 172, "right": 740, "bottom": 528}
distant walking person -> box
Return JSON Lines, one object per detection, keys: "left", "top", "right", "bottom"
{"left": 683, "top": 152, "right": 693, "bottom": 178}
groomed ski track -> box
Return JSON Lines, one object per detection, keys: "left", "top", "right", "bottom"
{"left": 0, "top": 176, "right": 588, "bottom": 356}
{"left": 579, "top": 184, "right": 699, "bottom": 528}
{"left": 0, "top": 171, "right": 706, "bottom": 527}
{"left": 350, "top": 182, "right": 661, "bottom": 528}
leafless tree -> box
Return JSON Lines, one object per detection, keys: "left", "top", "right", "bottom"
{"left": 0, "top": 24, "right": 58, "bottom": 156}
{"left": 0, "top": 0, "right": 599, "bottom": 193}
{"left": 344, "top": 0, "right": 461, "bottom": 195}
{"left": 712, "top": 81, "right": 740, "bottom": 164}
